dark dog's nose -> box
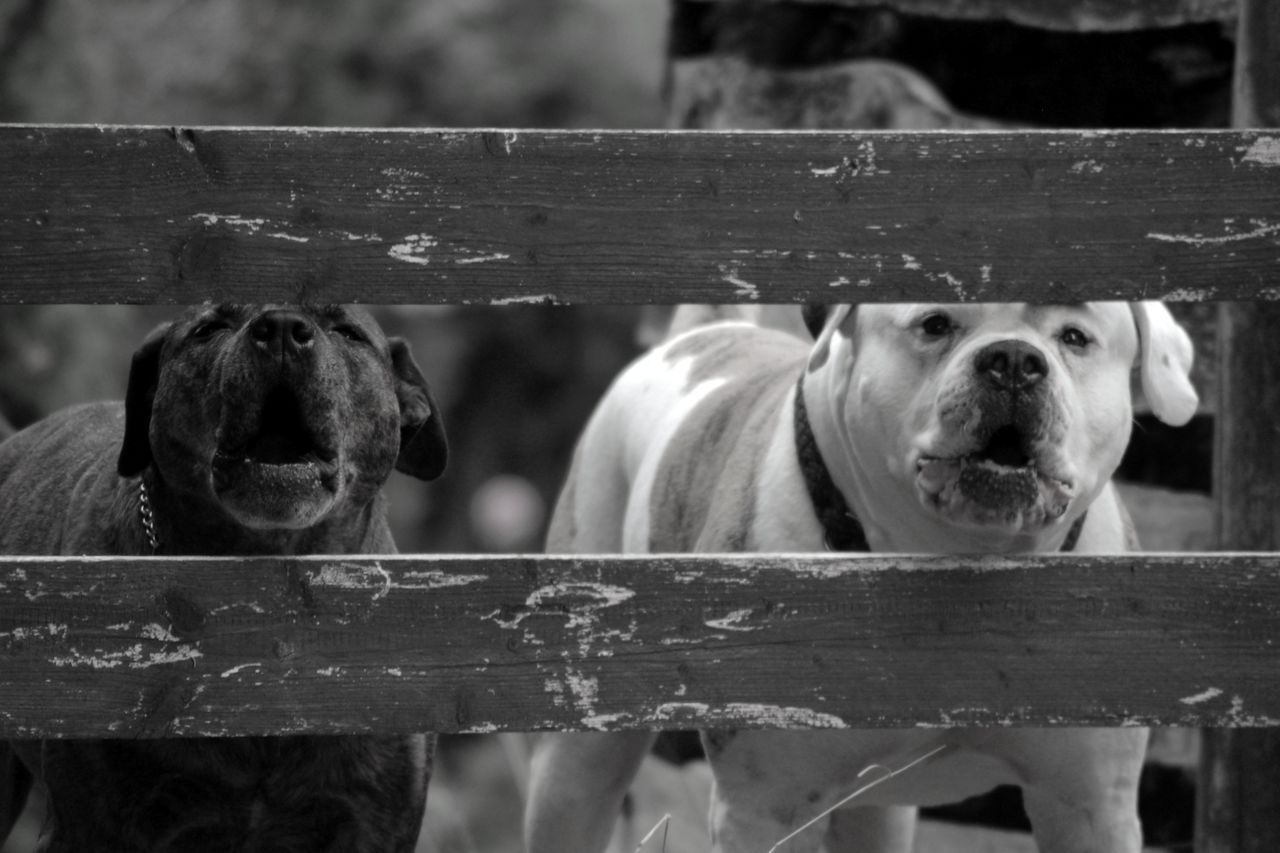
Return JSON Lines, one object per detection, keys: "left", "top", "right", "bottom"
{"left": 250, "top": 310, "right": 316, "bottom": 359}
{"left": 975, "top": 340, "right": 1048, "bottom": 391}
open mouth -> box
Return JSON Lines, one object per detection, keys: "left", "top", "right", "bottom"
{"left": 916, "top": 422, "right": 1073, "bottom": 527}
{"left": 976, "top": 424, "right": 1031, "bottom": 469}
{"left": 956, "top": 424, "right": 1040, "bottom": 511}
{"left": 239, "top": 386, "right": 335, "bottom": 468}
{"left": 212, "top": 385, "right": 340, "bottom": 501}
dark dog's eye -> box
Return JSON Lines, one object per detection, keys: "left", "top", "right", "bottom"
{"left": 1060, "top": 326, "right": 1091, "bottom": 349}
{"left": 189, "top": 319, "right": 229, "bottom": 340}
{"left": 920, "top": 313, "right": 954, "bottom": 338}
{"left": 332, "top": 324, "right": 369, "bottom": 344}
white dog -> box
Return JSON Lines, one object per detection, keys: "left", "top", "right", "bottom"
{"left": 527, "top": 301, "right": 1197, "bottom": 853}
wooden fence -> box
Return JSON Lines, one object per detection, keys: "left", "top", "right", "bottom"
{"left": 2, "top": 120, "right": 1279, "bottom": 848}
{"left": 9, "top": 0, "right": 1280, "bottom": 849}
{"left": 4, "top": 551, "right": 1280, "bottom": 739}
{"left": 1, "top": 126, "right": 1276, "bottom": 306}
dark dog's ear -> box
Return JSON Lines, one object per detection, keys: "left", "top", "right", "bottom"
{"left": 118, "top": 323, "right": 171, "bottom": 477}
{"left": 801, "top": 303, "right": 828, "bottom": 340}
{"left": 389, "top": 338, "right": 448, "bottom": 481}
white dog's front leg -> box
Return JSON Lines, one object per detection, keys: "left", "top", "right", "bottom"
{"left": 1023, "top": 785, "right": 1143, "bottom": 853}
{"left": 525, "top": 731, "right": 657, "bottom": 853}
{"left": 710, "top": 781, "right": 825, "bottom": 853}
{"left": 1016, "top": 728, "right": 1148, "bottom": 853}
{"left": 711, "top": 795, "right": 916, "bottom": 853}
{"left": 704, "top": 736, "right": 845, "bottom": 853}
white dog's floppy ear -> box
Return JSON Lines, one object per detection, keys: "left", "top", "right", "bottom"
{"left": 118, "top": 322, "right": 172, "bottom": 477}
{"left": 389, "top": 338, "right": 448, "bottom": 481}
{"left": 1130, "top": 301, "right": 1198, "bottom": 426}
{"left": 807, "top": 304, "right": 854, "bottom": 372}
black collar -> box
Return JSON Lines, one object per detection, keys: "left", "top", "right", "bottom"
{"left": 792, "top": 379, "right": 1086, "bottom": 553}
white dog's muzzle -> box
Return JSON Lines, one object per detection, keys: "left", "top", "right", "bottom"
{"left": 917, "top": 336, "right": 1076, "bottom": 530}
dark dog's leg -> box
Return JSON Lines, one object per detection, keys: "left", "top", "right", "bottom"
{"left": 0, "top": 744, "right": 32, "bottom": 843}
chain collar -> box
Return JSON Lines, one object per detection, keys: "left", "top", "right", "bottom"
{"left": 137, "top": 477, "right": 160, "bottom": 553}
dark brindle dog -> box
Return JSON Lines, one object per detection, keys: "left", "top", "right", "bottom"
{"left": 0, "top": 304, "right": 447, "bottom": 853}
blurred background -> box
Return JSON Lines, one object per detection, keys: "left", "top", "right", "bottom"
{"left": 0, "top": 0, "right": 1230, "bottom": 851}
{"left": 0, "top": 0, "right": 1227, "bottom": 556}
{"left": 0, "top": 0, "right": 674, "bottom": 557}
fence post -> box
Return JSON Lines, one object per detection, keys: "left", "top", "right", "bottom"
{"left": 1196, "top": 1, "right": 1280, "bottom": 850}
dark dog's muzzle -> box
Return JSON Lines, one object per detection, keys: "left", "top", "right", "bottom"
{"left": 210, "top": 310, "right": 349, "bottom": 528}
{"left": 249, "top": 309, "right": 317, "bottom": 362}
{"left": 212, "top": 383, "right": 340, "bottom": 486}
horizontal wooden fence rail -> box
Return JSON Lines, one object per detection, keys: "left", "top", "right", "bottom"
{"left": 1, "top": 126, "right": 1279, "bottom": 305}
{"left": 2, "top": 553, "right": 1279, "bottom": 739}
{"left": 2, "top": 125, "right": 1278, "bottom": 751}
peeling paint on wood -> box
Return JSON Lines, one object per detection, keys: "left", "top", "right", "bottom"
{"left": 1241, "top": 136, "right": 1280, "bottom": 166}
{"left": 647, "top": 702, "right": 848, "bottom": 729}
{"left": 192, "top": 213, "right": 311, "bottom": 244}
{"left": 394, "top": 570, "right": 488, "bottom": 590}
{"left": 485, "top": 294, "right": 560, "bottom": 305}
{"left": 1, "top": 126, "right": 1278, "bottom": 304}
{"left": 50, "top": 642, "right": 203, "bottom": 671}
{"left": 4, "top": 553, "right": 1280, "bottom": 737}
{"left": 387, "top": 233, "right": 438, "bottom": 266}
{"left": 718, "top": 263, "right": 760, "bottom": 300}
{"left": 454, "top": 252, "right": 511, "bottom": 265}
{"left": 1147, "top": 219, "right": 1280, "bottom": 246}
{"left": 704, "top": 608, "right": 759, "bottom": 631}
{"left": 716, "top": 0, "right": 1237, "bottom": 33}
{"left": 1069, "top": 159, "right": 1105, "bottom": 174}
{"left": 1182, "top": 687, "right": 1226, "bottom": 705}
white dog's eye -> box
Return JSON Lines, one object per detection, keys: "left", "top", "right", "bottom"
{"left": 920, "top": 313, "right": 955, "bottom": 338}
{"left": 1060, "top": 326, "right": 1091, "bottom": 349}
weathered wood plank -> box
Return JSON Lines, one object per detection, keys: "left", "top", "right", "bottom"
{"left": 2, "top": 553, "right": 1279, "bottom": 738}
{"left": 706, "top": 0, "right": 1236, "bottom": 31}
{"left": 1196, "top": 2, "right": 1280, "bottom": 849}
{"left": 1231, "top": 0, "right": 1280, "bottom": 129}
{"left": 1198, "top": 299, "right": 1280, "bottom": 849}
{"left": 1, "top": 126, "right": 1277, "bottom": 305}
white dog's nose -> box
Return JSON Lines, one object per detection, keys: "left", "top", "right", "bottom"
{"left": 975, "top": 340, "right": 1048, "bottom": 391}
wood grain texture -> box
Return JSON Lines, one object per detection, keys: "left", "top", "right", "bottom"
{"left": 696, "top": 0, "right": 1236, "bottom": 31}
{"left": 1197, "top": 302, "right": 1280, "bottom": 850}
{"left": 1214, "top": 304, "right": 1280, "bottom": 551}
{"left": 1196, "top": 3, "right": 1280, "bottom": 847}
{"left": 1198, "top": 729, "right": 1280, "bottom": 853}
{"left": 3, "top": 553, "right": 1280, "bottom": 738}
{"left": 1232, "top": 0, "right": 1280, "bottom": 128}
{"left": 1, "top": 126, "right": 1278, "bottom": 305}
